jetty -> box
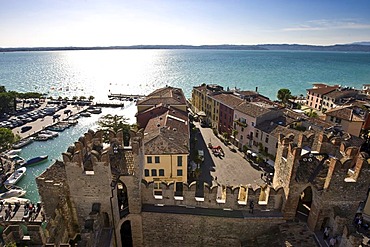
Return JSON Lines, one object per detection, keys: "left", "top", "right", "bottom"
{"left": 108, "top": 93, "right": 145, "bottom": 101}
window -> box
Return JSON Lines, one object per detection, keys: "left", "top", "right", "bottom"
{"left": 151, "top": 169, "right": 157, "bottom": 176}
{"left": 155, "top": 156, "right": 160, "bottom": 163}
{"left": 177, "top": 169, "right": 183, "bottom": 176}
{"left": 240, "top": 135, "right": 243, "bottom": 140}
{"left": 330, "top": 116, "right": 334, "bottom": 122}
{"left": 147, "top": 156, "right": 152, "bottom": 163}
{"left": 177, "top": 156, "right": 183, "bottom": 166}
{"left": 252, "top": 122, "right": 255, "bottom": 127}
{"left": 159, "top": 169, "right": 165, "bottom": 176}
{"left": 264, "top": 147, "right": 268, "bottom": 153}
{"left": 255, "top": 131, "right": 259, "bottom": 138}
{"left": 276, "top": 142, "right": 278, "bottom": 148}
{"left": 265, "top": 135, "right": 269, "bottom": 143}
{"left": 241, "top": 127, "right": 244, "bottom": 132}
{"left": 144, "top": 169, "right": 149, "bottom": 177}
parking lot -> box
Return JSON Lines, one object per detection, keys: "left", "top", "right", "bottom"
{"left": 194, "top": 122, "right": 264, "bottom": 188}
{"left": 0, "top": 99, "right": 89, "bottom": 139}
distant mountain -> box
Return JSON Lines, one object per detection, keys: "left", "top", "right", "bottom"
{"left": 1, "top": 43, "right": 370, "bottom": 52}
{"left": 258, "top": 44, "right": 370, "bottom": 52}
{"left": 351, "top": 41, "right": 370, "bottom": 46}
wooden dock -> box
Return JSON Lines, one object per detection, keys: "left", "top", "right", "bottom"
{"left": 108, "top": 93, "right": 145, "bottom": 101}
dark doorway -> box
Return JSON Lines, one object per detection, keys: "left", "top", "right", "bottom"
{"left": 117, "top": 181, "right": 129, "bottom": 218}
{"left": 296, "top": 186, "right": 313, "bottom": 222}
{"left": 120, "top": 220, "right": 133, "bottom": 247}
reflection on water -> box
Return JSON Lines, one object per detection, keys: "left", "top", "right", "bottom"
{"left": 15, "top": 102, "right": 136, "bottom": 202}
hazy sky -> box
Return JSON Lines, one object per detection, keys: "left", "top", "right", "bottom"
{"left": 1, "top": 0, "right": 370, "bottom": 47}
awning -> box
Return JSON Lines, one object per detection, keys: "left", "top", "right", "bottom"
{"left": 197, "top": 111, "right": 206, "bottom": 117}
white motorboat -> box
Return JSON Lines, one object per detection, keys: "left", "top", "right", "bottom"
{"left": 8, "top": 155, "right": 26, "bottom": 165}
{"left": 0, "top": 189, "right": 26, "bottom": 199}
{"left": 13, "top": 138, "right": 33, "bottom": 149}
{"left": 40, "top": 130, "right": 59, "bottom": 138}
{"left": 1, "top": 197, "right": 30, "bottom": 204}
{"left": 4, "top": 167, "right": 27, "bottom": 186}
{"left": 5, "top": 149, "right": 22, "bottom": 156}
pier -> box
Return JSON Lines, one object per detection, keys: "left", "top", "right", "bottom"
{"left": 108, "top": 93, "right": 145, "bottom": 101}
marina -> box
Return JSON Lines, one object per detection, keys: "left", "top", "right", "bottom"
{"left": 1, "top": 100, "right": 137, "bottom": 202}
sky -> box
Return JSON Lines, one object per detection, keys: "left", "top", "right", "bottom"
{"left": 0, "top": 0, "right": 370, "bottom": 47}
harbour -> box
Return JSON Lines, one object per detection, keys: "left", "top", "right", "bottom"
{"left": 1, "top": 100, "right": 137, "bottom": 202}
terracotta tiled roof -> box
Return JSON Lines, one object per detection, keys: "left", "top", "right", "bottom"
{"left": 325, "top": 107, "right": 364, "bottom": 122}
{"left": 235, "top": 102, "right": 272, "bottom": 117}
{"left": 137, "top": 87, "right": 187, "bottom": 106}
{"left": 212, "top": 93, "right": 244, "bottom": 108}
{"left": 325, "top": 89, "right": 358, "bottom": 100}
{"left": 307, "top": 87, "right": 337, "bottom": 95}
{"left": 143, "top": 109, "right": 189, "bottom": 155}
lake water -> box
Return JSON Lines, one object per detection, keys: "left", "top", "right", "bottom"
{"left": 1, "top": 49, "right": 370, "bottom": 100}
{"left": 1, "top": 49, "right": 370, "bottom": 202}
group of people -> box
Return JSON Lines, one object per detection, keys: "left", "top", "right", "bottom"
{"left": 323, "top": 226, "right": 338, "bottom": 247}
{"left": 0, "top": 200, "right": 43, "bottom": 222}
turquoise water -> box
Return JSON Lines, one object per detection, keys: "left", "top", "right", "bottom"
{"left": 1, "top": 50, "right": 370, "bottom": 100}
{"left": 13, "top": 104, "right": 136, "bottom": 202}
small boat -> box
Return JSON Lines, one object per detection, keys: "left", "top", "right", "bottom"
{"left": 21, "top": 126, "right": 32, "bottom": 133}
{"left": 23, "top": 155, "right": 48, "bottom": 166}
{"left": 4, "top": 167, "right": 27, "bottom": 186}
{"left": 0, "top": 197, "right": 30, "bottom": 204}
{"left": 13, "top": 138, "right": 34, "bottom": 149}
{"left": 87, "top": 107, "right": 102, "bottom": 114}
{"left": 8, "top": 155, "right": 26, "bottom": 165}
{"left": 33, "top": 134, "right": 50, "bottom": 141}
{"left": 40, "top": 130, "right": 59, "bottom": 138}
{"left": 5, "top": 149, "right": 22, "bottom": 156}
{"left": 80, "top": 112, "right": 91, "bottom": 117}
{"left": 0, "top": 189, "right": 26, "bottom": 199}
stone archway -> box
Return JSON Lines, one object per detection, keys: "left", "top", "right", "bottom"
{"left": 120, "top": 220, "right": 133, "bottom": 247}
{"left": 117, "top": 180, "right": 129, "bottom": 218}
{"left": 295, "top": 186, "right": 313, "bottom": 222}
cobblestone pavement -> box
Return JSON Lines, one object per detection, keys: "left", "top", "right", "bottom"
{"left": 194, "top": 122, "right": 264, "bottom": 188}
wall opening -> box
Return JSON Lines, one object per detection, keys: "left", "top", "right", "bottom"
{"left": 117, "top": 181, "right": 129, "bottom": 218}
{"left": 120, "top": 220, "right": 133, "bottom": 247}
{"left": 295, "top": 186, "right": 313, "bottom": 222}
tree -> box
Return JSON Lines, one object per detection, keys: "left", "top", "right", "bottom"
{"left": 79, "top": 96, "right": 86, "bottom": 101}
{"left": 88, "top": 95, "right": 95, "bottom": 101}
{"left": 0, "top": 127, "right": 16, "bottom": 151}
{"left": 277, "top": 88, "right": 292, "bottom": 105}
{"left": 98, "top": 114, "right": 131, "bottom": 145}
{"left": 306, "top": 109, "right": 318, "bottom": 118}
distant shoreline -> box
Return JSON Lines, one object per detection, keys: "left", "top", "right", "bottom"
{"left": 1, "top": 44, "right": 370, "bottom": 53}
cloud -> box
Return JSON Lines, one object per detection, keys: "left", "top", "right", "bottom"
{"left": 283, "top": 19, "right": 370, "bottom": 31}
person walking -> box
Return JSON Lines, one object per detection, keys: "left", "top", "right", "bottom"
{"left": 323, "top": 226, "right": 330, "bottom": 240}
{"left": 249, "top": 200, "right": 254, "bottom": 214}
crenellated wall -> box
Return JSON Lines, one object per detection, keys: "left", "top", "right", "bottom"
{"left": 273, "top": 131, "right": 370, "bottom": 232}
{"left": 140, "top": 181, "right": 284, "bottom": 212}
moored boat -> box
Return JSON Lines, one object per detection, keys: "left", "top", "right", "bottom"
{"left": 23, "top": 155, "right": 48, "bottom": 166}
{"left": 0, "top": 189, "right": 26, "bottom": 199}
{"left": 40, "top": 130, "right": 59, "bottom": 138}
{"left": 8, "top": 155, "right": 26, "bottom": 165}
{"left": 1, "top": 197, "right": 30, "bottom": 204}
{"left": 4, "top": 167, "right": 27, "bottom": 186}
{"left": 5, "top": 149, "right": 22, "bottom": 156}
{"left": 80, "top": 112, "right": 91, "bottom": 117}
{"left": 12, "top": 137, "right": 34, "bottom": 149}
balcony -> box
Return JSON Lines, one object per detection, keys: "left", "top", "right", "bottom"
{"left": 234, "top": 119, "right": 247, "bottom": 127}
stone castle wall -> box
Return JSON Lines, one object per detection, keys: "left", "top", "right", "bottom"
{"left": 141, "top": 212, "right": 285, "bottom": 247}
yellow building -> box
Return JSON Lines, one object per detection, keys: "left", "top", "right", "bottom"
{"left": 192, "top": 84, "right": 223, "bottom": 129}
{"left": 143, "top": 108, "right": 189, "bottom": 185}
